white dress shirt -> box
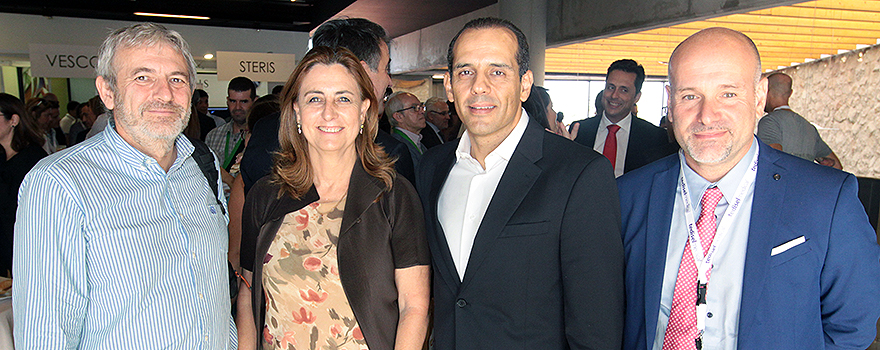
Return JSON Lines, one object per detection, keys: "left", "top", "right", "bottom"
{"left": 592, "top": 112, "right": 632, "bottom": 177}
{"left": 437, "top": 111, "right": 529, "bottom": 281}
{"left": 653, "top": 138, "right": 758, "bottom": 350}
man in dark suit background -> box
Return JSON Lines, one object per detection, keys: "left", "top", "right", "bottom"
{"left": 420, "top": 97, "right": 449, "bottom": 149}
{"left": 417, "top": 17, "right": 624, "bottom": 349}
{"left": 618, "top": 27, "right": 880, "bottom": 349}
{"left": 571, "top": 59, "right": 674, "bottom": 177}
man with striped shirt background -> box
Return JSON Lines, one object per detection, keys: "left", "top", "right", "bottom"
{"left": 13, "top": 23, "right": 236, "bottom": 349}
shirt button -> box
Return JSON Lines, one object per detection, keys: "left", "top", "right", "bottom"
{"left": 456, "top": 299, "right": 467, "bottom": 308}
{"left": 204, "top": 335, "right": 209, "bottom": 342}
{"left": 192, "top": 253, "right": 197, "bottom": 259}
{"left": 707, "top": 312, "right": 713, "bottom": 318}
{"left": 199, "top": 293, "right": 204, "bottom": 299}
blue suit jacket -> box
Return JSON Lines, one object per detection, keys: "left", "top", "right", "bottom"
{"left": 618, "top": 141, "right": 880, "bottom": 349}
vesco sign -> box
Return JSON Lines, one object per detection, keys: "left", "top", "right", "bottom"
{"left": 216, "top": 51, "right": 296, "bottom": 82}
{"left": 29, "top": 44, "right": 98, "bottom": 78}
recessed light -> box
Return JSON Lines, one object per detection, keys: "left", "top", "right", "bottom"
{"left": 134, "top": 12, "right": 210, "bottom": 20}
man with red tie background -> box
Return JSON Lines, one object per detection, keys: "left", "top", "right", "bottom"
{"left": 618, "top": 27, "right": 880, "bottom": 350}
{"left": 571, "top": 59, "right": 674, "bottom": 177}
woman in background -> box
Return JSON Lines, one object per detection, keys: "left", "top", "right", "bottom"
{"left": 524, "top": 85, "right": 574, "bottom": 139}
{"left": 0, "top": 93, "right": 48, "bottom": 277}
{"left": 25, "top": 98, "right": 56, "bottom": 154}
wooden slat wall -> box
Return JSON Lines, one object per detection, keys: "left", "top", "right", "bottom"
{"left": 546, "top": 0, "right": 880, "bottom": 76}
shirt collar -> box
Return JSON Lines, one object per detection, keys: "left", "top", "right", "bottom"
{"left": 456, "top": 109, "right": 529, "bottom": 166}
{"left": 599, "top": 112, "right": 633, "bottom": 131}
{"left": 104, "top": 115, "right": 194, "bottom": 172}
{"left": 773, "top": 105, "right": 791, "bottom": 111}
{"left": 680, "top": 137, "right": 758, "bottom": 210}
{"left": 395, "top": 127, "right": 423, "bottom": 143}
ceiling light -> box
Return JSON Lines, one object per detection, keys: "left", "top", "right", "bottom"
{"left": 134, "top": 12, "right": 210, "bottom": 20}
{"left": 432, "top": 74, "right": 444, "bottom": 80}
{"left": 204, "top": 53, "right": 214, "bottom": 60}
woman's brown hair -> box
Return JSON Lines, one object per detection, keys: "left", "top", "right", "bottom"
{"left": 273, "top": 46, "right": 395, "bottom": 199}
{"left": 0, "top": 93, "right": 44, "bottom": 152}
{"left": 25, "top": 98, "right": 52, "bottom": 133}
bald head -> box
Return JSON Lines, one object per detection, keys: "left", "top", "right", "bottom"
{"left": 765, "top": 72, "right": 793, "bottom": 112}
{"left": 665, "top": 27, "right": 768, "bottom": 181}
{"left": 669, "top": 27, "right": 762, "bottom": 86}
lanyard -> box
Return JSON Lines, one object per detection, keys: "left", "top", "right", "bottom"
{"left": 223, "top": 130, "right": 245, "bottom": 169}
{"left": 393, "top": 129, "right": 423, "bottom": 154}
{"left": 677, "top": 146, "right": 759, "bottom": 339}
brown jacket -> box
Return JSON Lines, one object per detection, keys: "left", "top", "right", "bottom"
{"left": 241, "top": 162, "right": 430, "bottom": 350}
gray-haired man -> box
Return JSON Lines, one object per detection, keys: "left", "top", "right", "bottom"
{"left": 14, "top": 22, "right": 236, "bottom": 348}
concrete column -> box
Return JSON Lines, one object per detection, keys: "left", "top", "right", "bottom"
{"left": 499, "top": 0, "right": 546, "bottom": 85}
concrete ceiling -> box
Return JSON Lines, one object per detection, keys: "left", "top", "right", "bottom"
{"left": 333, "top": 0, "right": 496, "bottom": 38}
{"left": 0, "top": 0, "right": 495, "bottom": 37}
{"left": 546, "top": 0, "right": 880, "bottom": 77}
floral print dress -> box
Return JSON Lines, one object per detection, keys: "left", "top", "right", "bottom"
{"left": 262, "top": 196, "right": 368, "bottom": 350}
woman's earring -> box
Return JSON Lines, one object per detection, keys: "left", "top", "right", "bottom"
{"left": 359, "top": 124, "right": 364, "bottom": 134}
{"left": 297, "top": 121, "right": 302, "bottom": 134}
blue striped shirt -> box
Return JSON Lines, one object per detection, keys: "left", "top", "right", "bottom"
{"left": 13, "top": 122, "right": 237, "bottom": 349}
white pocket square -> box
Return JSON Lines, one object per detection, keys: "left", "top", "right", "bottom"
{"left": 771, "top": 236, "right": 806, "bottom": 256}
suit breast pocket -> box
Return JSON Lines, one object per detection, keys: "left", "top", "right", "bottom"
{"left": 499, "top": 221, "right": 550, "bottom": 238}
{"left": 770, "top": 238, "right": 815, "bottom": 267}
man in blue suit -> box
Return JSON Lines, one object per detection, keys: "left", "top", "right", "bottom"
{"left": 618, "top": 27, "right": 880, "bottom": 350}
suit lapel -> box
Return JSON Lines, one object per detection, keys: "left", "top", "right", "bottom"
{"left": 624, "top": 120, "right": 646, "bottom": 173}
{"left": 459, "top": 121, "right": 543, "bottom": 290}
{"left": 428, "top": 142, "right": 464, "bottom": 294}
{"left": 583, "top": 116, "right": 600, "bottom": 146}
{"left": 737, "top": 143, "right": 785, "bottom": 341}
{"left": 644, "top": 156, "right": 679, "bottom": 343}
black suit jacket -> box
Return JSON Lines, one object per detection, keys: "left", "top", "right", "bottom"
{"left": 416, "top": 118, "right": 625, "bottom": 349}
{"left": 572, "top": 115, "right": 675, "bottom": 174}
{"left": 420, "top": 124, "right": 444, "bottom": 149}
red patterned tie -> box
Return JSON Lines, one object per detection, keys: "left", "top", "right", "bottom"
{"left": 662, "top": 187, "right": 724, "bottom": 350}
{"left": 602, "top": 125, "right": 621, "bottom": 168}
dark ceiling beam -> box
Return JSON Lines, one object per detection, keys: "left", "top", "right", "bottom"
{"left": 0, "top": 0, "right": 355, "bottom": 32}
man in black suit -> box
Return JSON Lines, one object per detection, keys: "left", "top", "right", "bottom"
{"left": 420, "top": 97, "right": 449, "bottom": 149}
{"left": 571, "top": 59, "right": 674, "bottom": 177}
{"left": 417, "top": 17, "right": 625, "bottom": 349}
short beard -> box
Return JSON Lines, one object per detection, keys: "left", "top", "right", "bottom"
{"left": 114, "top": 97, "right": 189, "bottom": 154}
{"left": 682, "top": 126, "right": 733, "bottom": 164}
